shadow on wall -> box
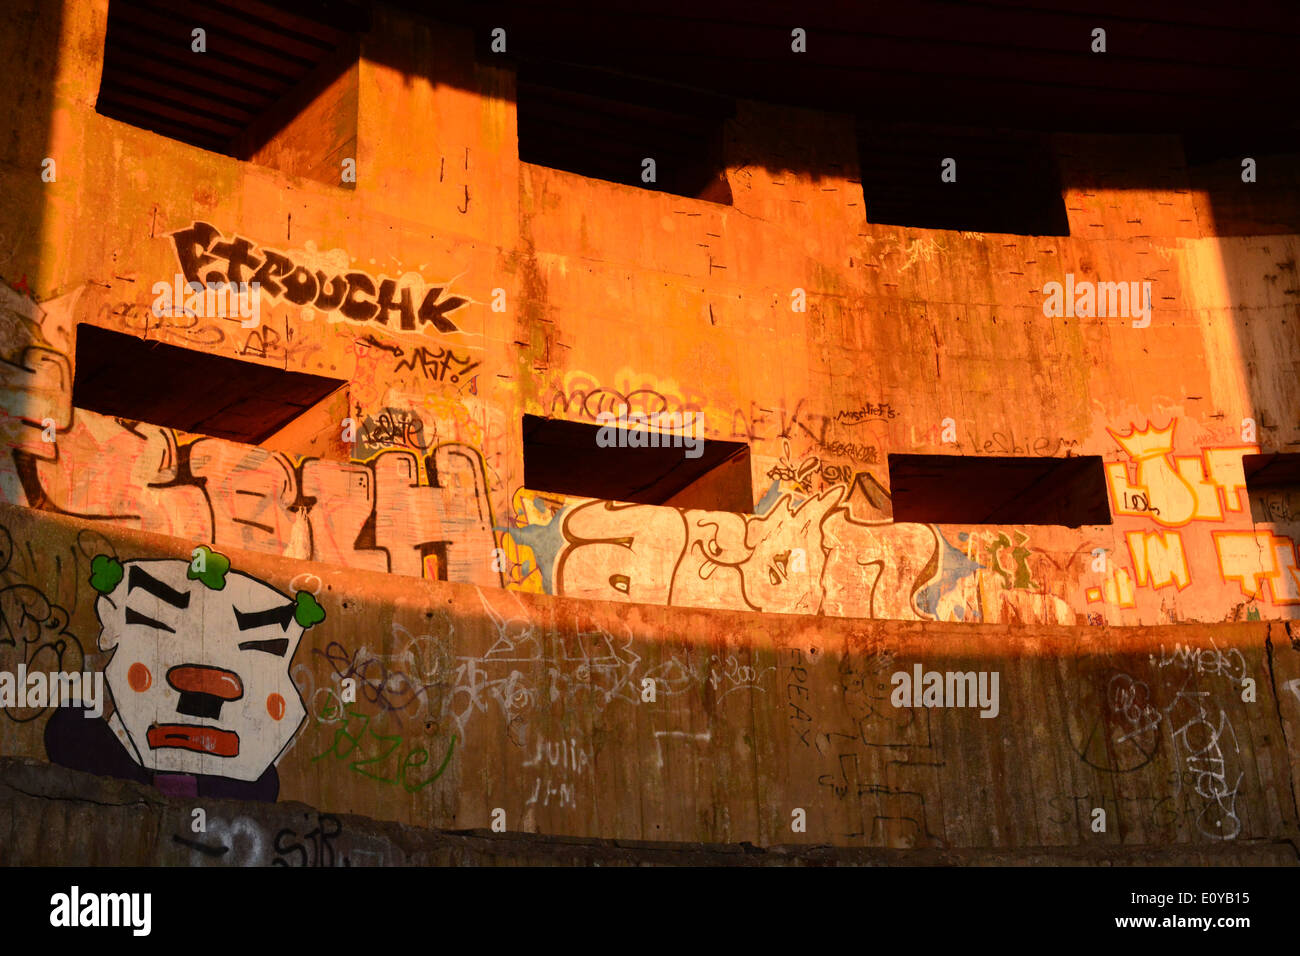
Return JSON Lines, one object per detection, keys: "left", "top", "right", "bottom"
{"left": 1, "top": 497, "right": 1297, "bottom": 853}
{"left": 0, "top": 0, "right": 62, "bottom": 415}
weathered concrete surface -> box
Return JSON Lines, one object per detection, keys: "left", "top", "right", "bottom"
{"left": 1, "top": 504, "right": 1299, "bottom": 858}
{"left": 2, "top": 0, "right": 1300, "bottom": 863}
{"left": 0, "top": 0, "right": 1296, "bottom": 631}
{"left": 1, "top": 757, "right": 1293, "bottom": 866}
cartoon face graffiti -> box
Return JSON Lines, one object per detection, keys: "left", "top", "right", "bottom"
{"left": 88, "top": 549, "right": 324, "bottom": 782}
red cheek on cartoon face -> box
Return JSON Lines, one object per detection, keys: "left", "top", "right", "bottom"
{"left": 128, "top": 663, "right": 152, "bottom": 692}
{"left": 267, "top": 693, "right": 285, "bottom": 721}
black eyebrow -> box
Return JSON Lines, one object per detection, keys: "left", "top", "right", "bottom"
{"left": 125, "top": 607, "right": 176, "bottom": 633}
{"left": 237, "top": 638, "right": 290, "bottom": 656}
{"left": 128, "top": 566, "right": 191, "bottom": 609}
{"left": 233, "top": 603, "right": 297, "bottom": 632}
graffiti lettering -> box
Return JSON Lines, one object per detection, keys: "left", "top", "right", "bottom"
{"left": 394, "top": 346, "right": 481, "bottom": 386}
{"left": 966, "top": 429, "right": 1080, "bottom": 457}
{"left": 169, "top": 222, "right": 470, "bottom": 334}
{"left": 273, "top": 813, "right": 345, "bottom": 867}
{"left": 358, "top": 408, "right": 434, "bottom": 456}
{"left": 834, "top": 402, "right": 897, "bottom": 424}
{"left": 312, "top": 702, "right": 456, "bottom": 792}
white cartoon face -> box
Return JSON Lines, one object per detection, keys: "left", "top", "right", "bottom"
{"left": 93, "top": 557, "right": 313, "bottom": 782}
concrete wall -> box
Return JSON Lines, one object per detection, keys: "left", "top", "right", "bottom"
{"left": 0, "top": 2, "right": 1298, "bottom": 635}
{"left": 1, "top": 0, "right": 1300, "bottom": 861}
{"left": 4, "top": 757, "right": 1292, "bottom": 866}
{"left": 0, "top": 502, "right": 1296, "bottom": 857}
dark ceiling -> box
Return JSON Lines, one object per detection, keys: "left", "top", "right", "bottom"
{"left": 97, "top": 0, "right": 367, "bottom": 155}
{"left": 98, "top": 0, "right": 1299, "bottom": 154}
{"left": 430, "top": 0, "right": 1299, "bottom": 134}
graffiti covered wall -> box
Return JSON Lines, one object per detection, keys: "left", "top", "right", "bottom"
{"left": 0, "top": 276, "right": 502, "bottom": 587}
{"left": 500, "top": 398, "right": 1300, "bottom": 628}
{"left": 1, "top": 5, "right": 1298, "bottom": 653}
{"left": 3, "top": 271, "right": 1298, "bottom": 630}
{"left": 0, "top": 503, "right": 1298, "bottom": 854}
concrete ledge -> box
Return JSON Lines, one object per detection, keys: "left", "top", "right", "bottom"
{"left": 1, "top": 758, "right": 1294, "bottom": 866}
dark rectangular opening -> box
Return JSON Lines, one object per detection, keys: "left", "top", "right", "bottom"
{"left": 72, "top": 324, "right": 346, "bottom": 444}
{"left": 522, "top": 414, "right": 752, "bottom": 512}
{"left": 1245, "top": 452, "right": 1300, "bottom": 524}
{"left": 1183, "top": 130, "right": 1300, "bottom": 236}
{"left": 857, "top": 122, "right": 1069, "bottom": 236}
{"left": 95, "top": 0, "right": 365, "bottom": 184}
{"left": 516, "top": 62, "right": 734, "bottom": 204}
{"left": 888, "top": 453, "right": 1111, "bottom": 526}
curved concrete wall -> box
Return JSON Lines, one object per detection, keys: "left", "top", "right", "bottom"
{"left": 0, "top": 503, "right": 1296, "bottom": 856}
{"left": 0, "top": 2, "right": 1297, "bottom": 637}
